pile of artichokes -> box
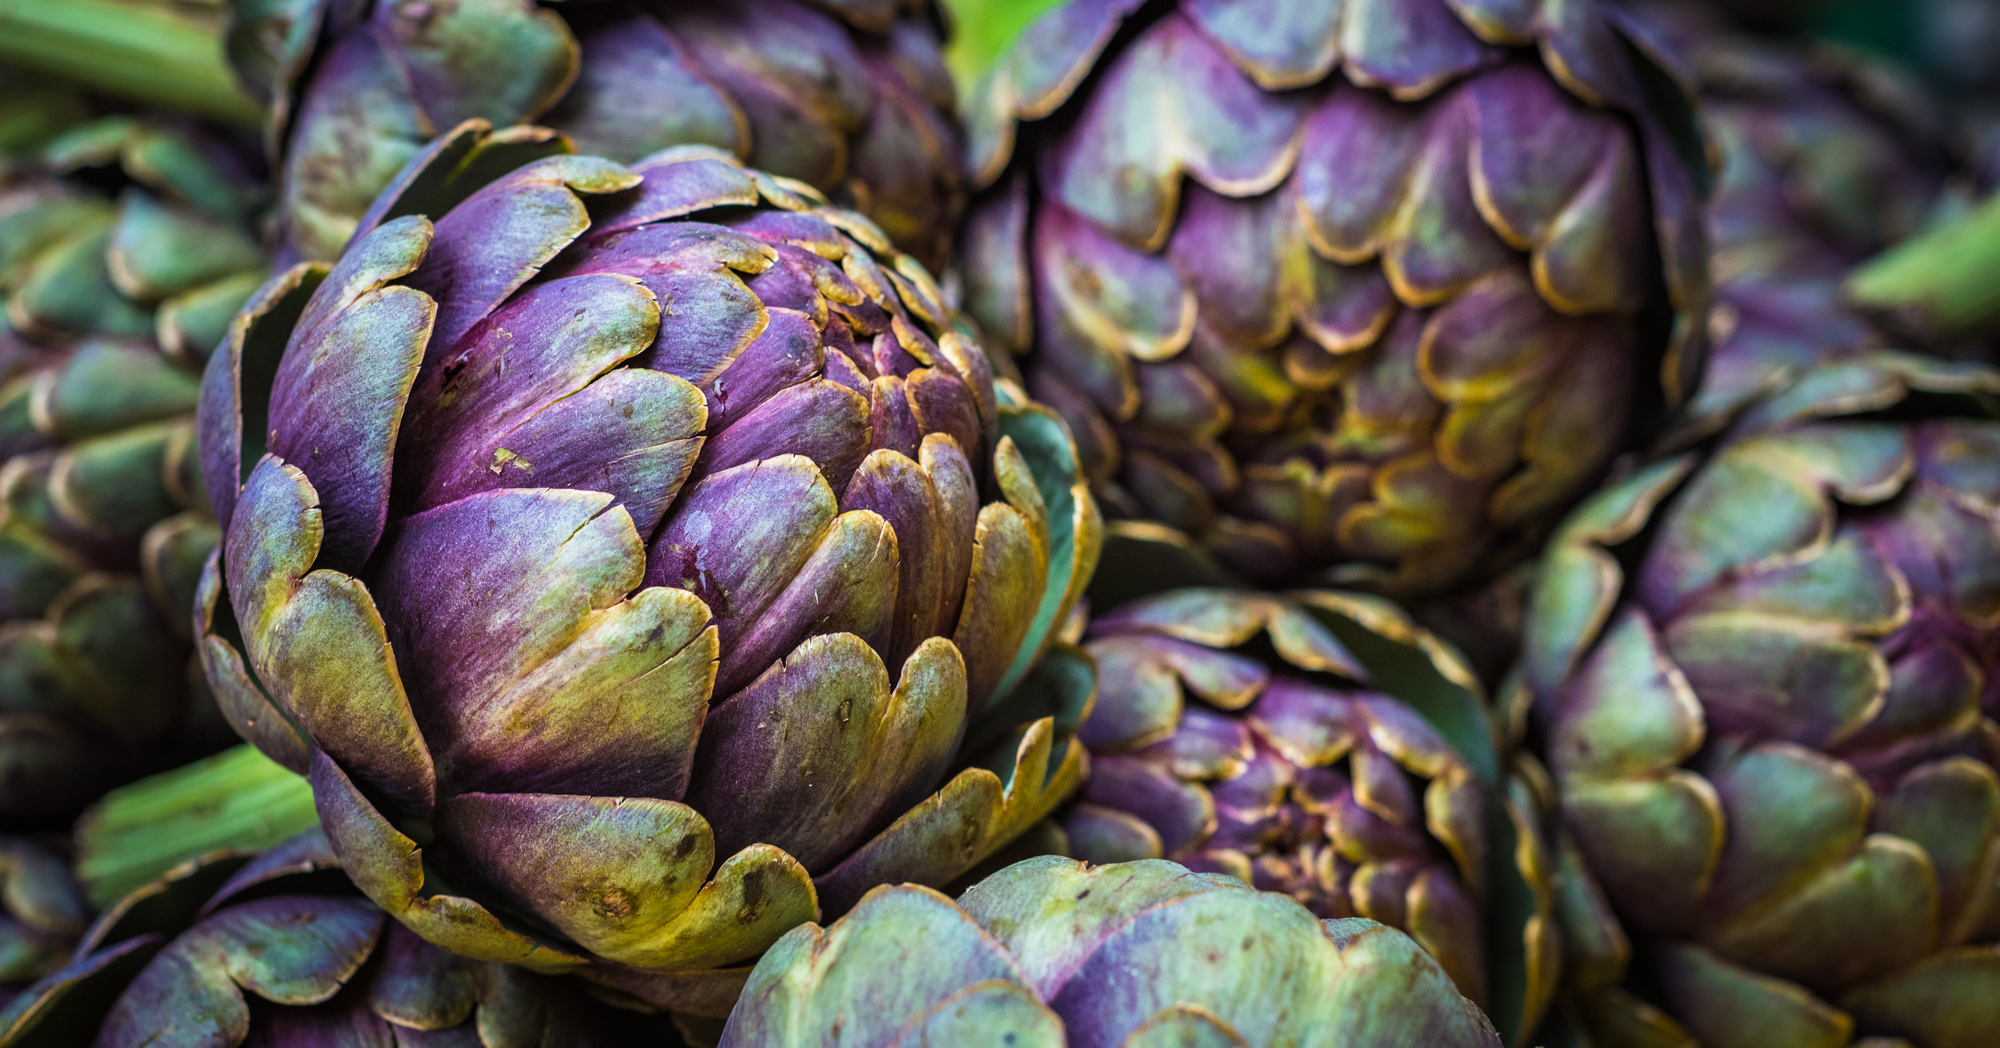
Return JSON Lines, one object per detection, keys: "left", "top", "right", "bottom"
{"left": 0, "top": 0, "right": 1995, "bottom": 1045}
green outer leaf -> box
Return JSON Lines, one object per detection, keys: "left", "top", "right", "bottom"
{"left": 0, "top": 0, "right": 262, "bottom": 126}
{"left": 72, "top": 744, "right": 319, "bottom": 907}
{"left": 988, "top": 404, "right": 1099, "bottom": 704}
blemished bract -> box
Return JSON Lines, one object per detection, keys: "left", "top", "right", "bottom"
{"left": 719, "top": 855, "right": 1503, "bottom": 1047}
{"left": 226, "top": 0, "right": 965, "bottom": 270}
{"left": 193, "top": 121, "right": 1100, "bottom": 1018}
{"left": 959, "top": 0, "right": 1711, "bottom": 594}
{"left": 1524, "top": 351, "right": 2000, "bottom": 1048}
{"left": 0, "top": 81, "right": 265, "bottom": 825}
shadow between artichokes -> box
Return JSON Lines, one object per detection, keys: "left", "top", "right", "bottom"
{"left": 1521, "top": 351, "right": 2000, "bottom": 1048}
{"left": 192, "top": 122, "right": 1101, "bottom": 1016}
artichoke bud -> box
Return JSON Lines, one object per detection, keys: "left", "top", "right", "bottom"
{"left": 959, "top": 0, "right": 1714, "bottom": 597}
{"left": 1525, "top": 351, "right": 2000, "bottom": 1048}
{"left": 1061, "top": 523, "right": 1564, "bottom": 1045}
{"left": 194, "top": 122, "right": 1099, "bottom": 1013}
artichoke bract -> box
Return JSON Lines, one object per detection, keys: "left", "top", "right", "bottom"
{"left": 0, "top": 837, "right": 88, "bottom": 1002}
{"left": 1523, "top": 352, "right": 2000, "bottom": 1048}
{"left": 1062, "top": 568, "right": 1560, "bottom": 1045}
{"left": 0, "top": 91, "right": 265, "bottom": 825}
{"left": 194, "top": 122, "right": 1098, "bottom": 1015}
{"left": 960, "top": 0, "right": 1711, "bottom": 594}
{"left": 1629, "top": 5, "right": 1965, "bottom": 423}
{"left": 227, "top": 0, "right": 964, "bottom": 270}
{"left": 720, "top": 856, "right": 1502, "bottom": 1047}
{"left": 0, "top": 831, "right": 672, "bottom": 1046}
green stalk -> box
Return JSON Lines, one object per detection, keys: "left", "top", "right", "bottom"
{"left": 940, "top": 0, "right": 1071, "bottom": 97}
{"left": 72, "top": 744, "right": 320, "bottom": 907}
{"left": 0, "top": 0, "right": 262, "bottom": 126}
{"left": 1847, "top": 191, "right": 2000, "bottom": 340}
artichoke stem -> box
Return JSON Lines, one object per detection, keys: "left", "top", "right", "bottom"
{"left": 0, "top": 0, "right": 262, "bottom": 126}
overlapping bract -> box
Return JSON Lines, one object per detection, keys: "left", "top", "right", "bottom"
{"left": 1065, "top": 587, "right": 1498, "bottom": 1009}
{"left": 228, "top": 0, "right": 964, "bottom": 269}
{"left": 194, "top": 124, "right": 1098, "bottom": 1014}
{"left": 720, "top": 856, "right": 1502, "bottom": 1047}
{"left": 0, "top": 98, "right": 263, "bottom": 824}
{"left": 0, "top": 837, "right": 87, "bottom": 1001}
{"left": 1630, "top": 5, "right": 1963, "bottom": 423}
{"left": 1524, "top": 353, "right": 2000, "bottom": 1048}
{"left": 0, "top": 831, "right": 662, "bottom": 1046}
{"left": 961, "top": 0, "right": 1710, "bottom": 593}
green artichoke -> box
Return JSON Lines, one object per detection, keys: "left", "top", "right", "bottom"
{"left": 194, "top": 122, "right": 1099, "bottom": 1017}
{"left": 0, "top": 837, "right": 87, "bottom": 1003}
{"left": 1522, "top": 352, "right": 2000, "bottom": 1048}
{"left": 0, "top": 830, "right": 676, "bottom": 1046}
{"left": 720, "top": 855, "right": 1502, "bottom": 1046}
{"left": 0, "top": 86, "right": 266, "bottom": 825}
{"left": 1626, "top": 4, "right": 1966, "bottom": 423}
{"left": 226, "top": 0, "right": 964, "bottom": 270}
{"left": 960, "top": 0, "right": 1710, "bottom": 595}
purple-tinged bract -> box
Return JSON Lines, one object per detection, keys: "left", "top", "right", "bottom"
{"left": 0, "top": 831, "right": 666, "bottom": 1045}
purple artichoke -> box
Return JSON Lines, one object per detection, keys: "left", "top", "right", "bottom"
{"left": 960, "top": 0, "right": 1711, "bottom": 594}
{"left": 227, "top": 0, "right": 964, "bottom": 270}
{"left": 0, "top": 99, "right": 266, "bottom": 824}
{"left": 720, "top": 856, "right": 1503, "bottom": 1047}
{"left": 0, "top": 831, "right": 673, "bottom": 1046}
{"left": 1627, "top": 4, "right": 1966, "bottom": 423}
{"left": 1059, "top": 570, "right": 1561, "bottom": 1044}
{"left": 1523, "top": 352, "right": 2000, "bottom": 1048}
{"left": 194, "top": 123, "right": 1099, "bottom": 1017}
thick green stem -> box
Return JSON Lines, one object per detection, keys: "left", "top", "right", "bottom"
{"left": 1847, "top": 191, "right": 2000, "bottom": 340}
{"left": 0, "top": 0, "right": 262, "bottom": 126}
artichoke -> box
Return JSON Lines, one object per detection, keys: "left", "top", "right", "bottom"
{"left": 1068, "top": 587, "right": 1502, "bottom": 1014}
{"left": 0, "top": 830, "right": 675, "bottom": 1046}
{"left": 960, "top": 0, "right": 1711, "bottom": 594}
{"left": 194, "top": 122, "right": 1098, "bottom": 1017}
{"left": 720, "top": 855, "right": 1503, "bottom": 1047}
{"left": 1522, "top": 352, "right": 2000, "bottom": 1048}
{"left": 0, "top": 837, "right": 87, "bottom": 1002}
{"left": 226, "top": 0, "right": 964, "bottom": 270}
{"left": 1627, "top": 5, "right": 1966, "bottom": 422}
{"left": 0, "top": 90, "right": 266, "bottom": 824}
